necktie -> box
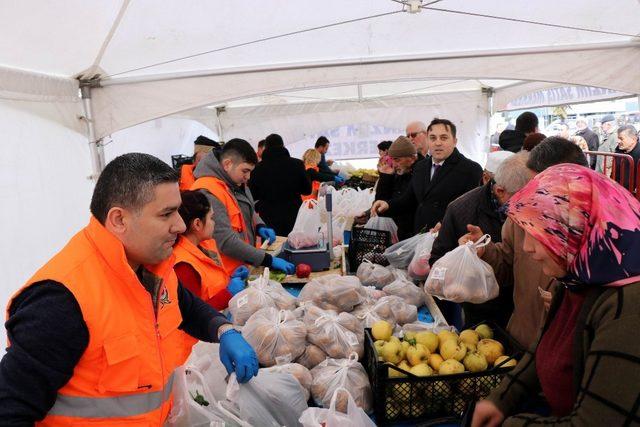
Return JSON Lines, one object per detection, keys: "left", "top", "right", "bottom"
{"left": 432, "top": 163, "right": 441, "bottom": 178}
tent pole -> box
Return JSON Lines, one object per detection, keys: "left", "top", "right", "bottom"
{"left": 215, "top": 106, "right": 225, "bottom": 142}
{"left": 80, "top": 84, "right": 105, "bottom": 180}
{"left": 484, "top": 87, "right": 494, "bottom": 152}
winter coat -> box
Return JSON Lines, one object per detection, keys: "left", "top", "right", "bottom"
{"left": 384, "top": 148, "right": 483, "bottom": 233}
{"left": 374, "top": 163, "right": 417, "bottom": 241}
{"left": 249, "top": 146, "right": 312, "bottom": 236}
{"left": 481, "top": 218, "right": 555, "bottom": 349}
{"left": 499, "top": 129, "right": 526, "bottom": 153}
{"left": 575, "top": 127, "right": 599, "bottom": 169}
{"left": 596, "top": 129, "right": 618, "bottom": 176}
{"left": 429, "top": 182, "right": 514, "bottom": 329}
{"left": 614, "top": 142, "right": 640, "bottom": 192}
{"left": 486, "top": 282, "right": 640, "bottom": 426}
{"left": 193, "top": 152, "right": 266, "bottom": 266}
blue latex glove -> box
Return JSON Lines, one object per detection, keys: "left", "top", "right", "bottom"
{"left": 334, "top": 175, "right": 345, "bottom": 184}
{"left": 258, "top": 226, "right": 276, "bottom": 244}
{"left": 227, "top": 277, "right": 246, "bottom": 296}
{"left": 271, "top": 257, "right": 295, "bottom": 274}
{"left": 219, "top": 329, "right": 258, "bottom": 383}
{"left": 231, "top": 265, "right": 249, "bottom": 280}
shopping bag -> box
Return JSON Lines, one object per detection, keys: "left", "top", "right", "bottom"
{"left": 364, "top": 216, "right": 398, "bottom": 243}
{"left": 226, "top": 370, "right": 309, "bottom": 427}
{"left": 383, "top": 233, "right": 424, "bottom": 268}
{"left": 407, "top": 231, "right": 438, "bottom": 280}
{"left": 424, "top": 234, "right": 499, "bottom": 303}
{"left": 289, "top": 199, "right": 323, "bottom": 249}
{"left": 299, "top": 387, "right": 376, "bottom": 427}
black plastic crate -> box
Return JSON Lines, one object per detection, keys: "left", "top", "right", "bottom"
{"left": 364, "top": 325, "right": 523, "bottom": 425}
{"left": 347, "top": 227, "right": 391, "bottom": 272}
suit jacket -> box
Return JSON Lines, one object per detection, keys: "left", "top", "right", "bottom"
{"left": 385, "top": 148, "right": 483, "bottom": 233}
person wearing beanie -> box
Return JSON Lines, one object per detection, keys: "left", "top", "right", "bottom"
{"left": 180, "top": 135, "right": 220, "bottom": 191}
{"left": 499, "top": 111, "right": 539, "bottom": 153}
{"left": 430, "top": 151, "right": 531, "bottom": 329}
{"left": 374, "top": 136, "right": 419, "bottom": 241}
{"left": 596, "top": 114, "right": 618, "bottom": 176}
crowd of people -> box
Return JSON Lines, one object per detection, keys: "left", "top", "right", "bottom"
{"left": 1, "top": 109, "right": 639, "bottom": 426}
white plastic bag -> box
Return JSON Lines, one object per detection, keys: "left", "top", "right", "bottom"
{"left": 352, "top": 295, "right": 417, "bottom": 327}
{"left": 304, "top": 305, "right": 364, "bottom": 359}
{"left": 288, "top": 199, "right": 323, "bottom": 249}
{"left": 364, "top": 216, "right": 399, "bottom": 244}
{"left": 356, "top": 260, "right": 394, "bottom": 289}
{"left": 186, "top": 342, "right": 228, "bottom": 402}
{"left": 296, "top": 343, "right": 329, "bottom": 369}
{"left": 310, "top": 353, "right": 373, "bottom": 413}
{"left": 383, "top": 233, "right": 424, "bottom": 268}
{"left": 263, "top": 363, "right": 313, "bottom": 401}
{"left": 382, "top": 277, "right": 425, "bottom": 307}
{"left": 228, "top": 268, "right": 296, "bottom": 326}
{"left": 425, "top": 234, "right": 499, "bottom": 303}
{"left": 166, "top": 366, "right": 226, "bottom": 427}
{"left": 297, "top": 274, "right": 366, "bottom": 312}
{"left": 408, "top": 232, "right": 438, "bottom": 280}
{"left": 226, "top": 371, "right": 309, "bottom": 427}
{"left": 299, "top": 388, "right": 376, "bottom": 427}
{"left": 242, "top": 307, "right": 307, "bottom": 367}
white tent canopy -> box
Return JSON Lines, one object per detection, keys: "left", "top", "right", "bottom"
{"left": 1, "top": 1, "right": 639, "bottom": 350}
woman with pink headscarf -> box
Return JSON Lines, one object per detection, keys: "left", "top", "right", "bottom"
{"left": 473, "top": 164, "right": 640, "bottom": 426}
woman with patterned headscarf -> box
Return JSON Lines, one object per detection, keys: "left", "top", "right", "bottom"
{"left": 472, "top": 164, "right": 640, "bottom": 426}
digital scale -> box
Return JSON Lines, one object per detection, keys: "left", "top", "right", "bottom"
{"left": 280, "top": 190, "right": 335, "bottom": 272}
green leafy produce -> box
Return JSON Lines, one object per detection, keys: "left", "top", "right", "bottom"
{"left": 269, "top": 271, "right": 287, "bottom": 282}
{"left": 190, "top": 389, "right": 209, "bottom": 406}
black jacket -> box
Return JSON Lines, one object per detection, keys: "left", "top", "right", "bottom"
{"left": 249, "top": 146, "right": 312, "bottom": 236}
{"left": 499, "top": 129, "right": 526, "bottom": 153}
{"left": 575, "top": 127, "right": 599, "bottom": 169}
{"left": 429, "top": 183, "right": 514, "bottom": 328}
{"left": 385, "top": 148, "right": 483, "bottom": 233}
{"left": 375, "top": 164, "right": 416, "bottom": 241}
{"left": 614, "top": 142, "right": 640, "bottom": 192}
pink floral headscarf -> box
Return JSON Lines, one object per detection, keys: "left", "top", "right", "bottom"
{"left": 507, "top": 164, "right": 640, "bottom": 287}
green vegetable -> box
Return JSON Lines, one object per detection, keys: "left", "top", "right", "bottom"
{"left": 269, "top": 271, "right": 287, "bottom": 282}
{"left": 190, "top": 389, "right": 209, "bottom": 406}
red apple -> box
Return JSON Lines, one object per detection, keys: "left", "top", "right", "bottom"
{"left": 296, "top": 263, "right": 312, "bottom": 278}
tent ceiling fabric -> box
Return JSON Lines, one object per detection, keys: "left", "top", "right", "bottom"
{"left": 0, "top": 1, "right": 638, "bottom": 136}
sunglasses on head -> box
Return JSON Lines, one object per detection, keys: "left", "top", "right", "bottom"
{"left": 407, "top": 131, "right": 426, "bottom": 139}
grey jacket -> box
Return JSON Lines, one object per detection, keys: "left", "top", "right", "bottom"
{"left": 193, "top": 152, "right": 266, "bottom": 266}
{"left": 596, "top": 129, "right": 618, "bottom": 175}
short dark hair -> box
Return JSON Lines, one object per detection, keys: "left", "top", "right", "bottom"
{"left": 427, "top": 118, "right": 457, "bottom": 138}
{"left": 178, "top": 190, "right": 211, "bottom": 231}
{"left": 265, "top": 133, "right": 284, "bottom": 149}
{"left": 90, "top": 153, "right": 179, "bottom": 224}
{"left": 522, "top": 133, "right": 547, "bottom": 151}
{"left": 315, "top": 136, "right": 330, "bottom": 149}
{"left": 515, "top": 112, "right": 539, "bottom": 133}
{"left": 526, "top": 136, "right": 589, "bottom": 172}
{"left": 257, "top": 139, "right": 266, "bottom": 148}
{"left": 220, "top": 138, "right": 258, "bottom": 165}
{"left": 618, "top": 125, "right": 638, "bottom": 139}
{"left": 377, "top": 140, "right": 392, "bottom": 151}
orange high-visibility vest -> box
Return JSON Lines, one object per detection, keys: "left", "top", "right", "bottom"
{"left": 8, "top": 217, "right": 189, "bottom": 426}
{"left": 179, "top": 163, "right": 196, "bottom": 191}
{"left": 173, "top": 236, "right": 230, "bottom": 303}
{"left": 191, "top": 176, "right": 251, "bottom": 275}
{"left": 302, "top": 165, "right": 320, "bottom": 201}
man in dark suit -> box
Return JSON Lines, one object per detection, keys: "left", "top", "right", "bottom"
{"left": 371, "top": 118, "right": 483, "bottom": 233}
{"left": 371, "top": 118, "right": 483, "bottom": 328}
{"left": 575, "top": 117, "right": 599, "bottom": 169}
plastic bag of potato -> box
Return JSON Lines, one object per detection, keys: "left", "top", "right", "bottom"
{"left": 297, "top": 343, "right": 329, "bottom": 369}
{"left": 264, "top": 363, "right": 313, "bottom": 401}
{"left": 304, "top": 305, "right": 365, "bottom": 359}
{"left": 228, "top": 269, "right": 296, "bottom": 326}
{"left": 425, "top": 235, "right": 499, "bottom": 304}
{"left": 356, "top": 260, "right": 394, "bottom": 289}
{"left": 298, "top": 274, "right": 366, "bottom": 312}
{"left": 242, "top": 307, "right": 307, "bottom": 367}
{"left": 383, "top": 233, "right": 424, "bottom": 268}
{"left": 382, "top": 277, "right": 425, "bottom": 307}
{"left": 352, "top": 295, "right": 417, "bottom": 328}
{"left": 310, "top": 353, "right": 373, "bottom": 413}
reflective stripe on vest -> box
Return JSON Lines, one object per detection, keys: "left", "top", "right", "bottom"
{"left": 48, "top": 371, "right": 176, "bottom": 418}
